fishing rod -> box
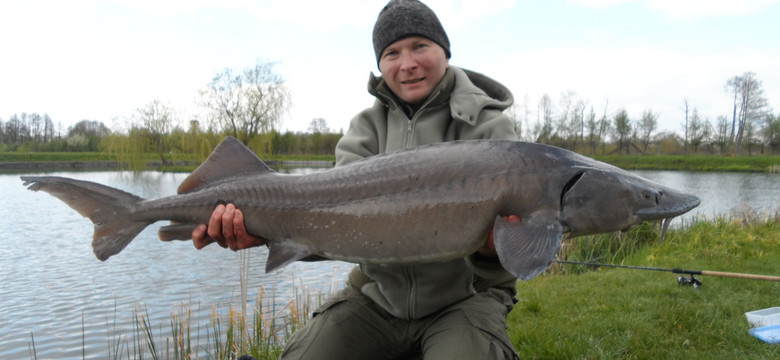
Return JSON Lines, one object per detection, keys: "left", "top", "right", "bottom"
{"left": 552, "top": 260, "right": 780, "bottom": 288}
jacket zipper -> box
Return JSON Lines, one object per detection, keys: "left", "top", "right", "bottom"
{"left": 405, "top": 119, "right": 414, "bottom": 148}
{"left": 399, "top": 88, "right": 442, "bottom": 318}
{"left": 402, "top": 89, "right": 440, "bottom": 149}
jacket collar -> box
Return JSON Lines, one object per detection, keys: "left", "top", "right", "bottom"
{"left": 367, "top": 66, "right": 513, "bottom": 124}
{"left": 368, "top": 68, "right": 455, "bottom": 118}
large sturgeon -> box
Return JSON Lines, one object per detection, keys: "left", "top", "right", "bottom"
{"left": 21, "top": 137, "right": 700, "bottom": 280}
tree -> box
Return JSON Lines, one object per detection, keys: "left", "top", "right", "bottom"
{"left": 597, "top": 100, "right": 610, "bottom": 154}
{"left": 67, "top": 119, "right": 110, "bottom": 151}
{"left": 687, "top": 108, "right": 711, "bottom": 153}
{"left": 681, "top": 98, "right": 690, "bottom": 152}
{"left": 712, "top": 115, "right": 731, "bottom": 154}
{"left": 555, "top": 91, "right": 576, "bottom": 148}
{"left": 575, "top": 100, "right": 588, "bottom": 149}
{"left": 637, "top": 109, "right": 658, "bottom": 153}
{"left": 29, "top": 113, "right": 42, "bottom": 142}
{"left": 4, "top": 114, "right": 27, "bottom": 144}
{"left": 762, "top": 113, "right": 780, "bottom": 153}
{"left": 308, "top": 117, "right": 330, "bottom": 134}
{"left": 584, "top": 105, "right": 598, "bottom": 154}
{"left": 725, "top": 76, "right": 740, "bottom": 140}
{"left": 42, "top": 114, "right": 54, "bottom": 143}
{"left": 535, "top": 94, "right": 554, "bottom": 144}
{"left": 136, "top": 99, "right": 175, "bottom": 165}
{"left": 725, "top": 72, "right": 770, "bottom": 153}
{"left": 613, "top": 109, "right": 631, "bottom": 154}
{"left": 68, "top": 119, "right": 110, "bottom": 138}
{"left": 200, "top": 60, "right": 291, "bottom": 145}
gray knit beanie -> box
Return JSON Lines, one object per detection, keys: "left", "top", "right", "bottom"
{"left": 372, "top": 0, "right": 451, "bottom": 65}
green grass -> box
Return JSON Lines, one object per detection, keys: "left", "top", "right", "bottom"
{"left": 0, "top": 151, "right": 334, "bottom": 163}
{"left": 593, "top": 154, "right": 780, "bottom": 172}
{"left": 0, "top": 152, "right": 119, "bottom": 162}
{"left": 0, "top": 151, "right": 335, "bottom": 173}
{"left": 4, "top": 151, "right": 777, "bottom": 173}
{"left": 510, "top": 217, "right": 780, "bottom": 359}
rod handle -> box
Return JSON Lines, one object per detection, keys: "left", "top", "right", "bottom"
{"left": 699, "top": 270, "right": 780, "bottom": 282}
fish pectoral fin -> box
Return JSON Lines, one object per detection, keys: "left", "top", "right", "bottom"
{"left": 158, "top": 222, "right": 199, "bottom": 241}
{"left": 494, "top": 214, "right": 562, "bottom": 281}
{"left": 265, "top": 239, "right": 313, "bottom": 273}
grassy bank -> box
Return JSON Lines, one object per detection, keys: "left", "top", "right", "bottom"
{"left": 0, "top": 152, "right": 336, "bottom": 173}
{"left": 0, "top": 151, "right": 335, "bottom": 163}
{"left": 0, "top": 151, "right": 119, "bottom": 162}
{"left": 593, "top": 154, "right": 780, "bottom": 172}
{"left": 4, "top": 151, "right": 778, "bottom": 172}
{"left": 510, "top": 216, "right": 780, "bottom": 359}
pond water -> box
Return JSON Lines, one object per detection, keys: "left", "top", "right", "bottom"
{"left": 633, "top": 170, "right": 779, "bottom": 220}
{"left": 0, "top": 168, "right": 777, "bottom": 358}
{"left": 1, "top": 169, "right": 354, "bottom": 359}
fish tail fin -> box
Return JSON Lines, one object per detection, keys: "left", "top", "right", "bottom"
{"left": 21, "top": 176, "right": 149, "bottom": 261}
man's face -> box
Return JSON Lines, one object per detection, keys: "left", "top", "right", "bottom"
{"left": 378, "top": 36, "right": 449, "bottom": 106}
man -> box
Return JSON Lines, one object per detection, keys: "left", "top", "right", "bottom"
{"left": 194, "top": 1, "right": 521, "bottom": 358}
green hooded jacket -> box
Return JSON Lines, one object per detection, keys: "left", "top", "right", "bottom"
{"left": 334, "top": 66, "right": 519, "bottom": 320}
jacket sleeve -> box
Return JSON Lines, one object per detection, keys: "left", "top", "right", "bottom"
{"left": 464, "top": 107, "right": 519, "bottom": 141}
{"left": 335, "top": 102, "right": 385, "bottom": 167}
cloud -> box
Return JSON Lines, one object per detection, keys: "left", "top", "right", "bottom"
{"left": 99, "top": 0, "right": 383, "bottom": 31}
{"left": 426, "top": 0, "right": 518, "bottom": 28}
{"left": 569, "top": 0, "right": 633, "bottom": 8}
{"left": 645, "top": 0, "right": 780, "bottom": 20}
{"left": 101, "top": 0, "right": 521, "bottom": 31}
{"left": 570, "top": 0, "right": 780, "bottom": 19}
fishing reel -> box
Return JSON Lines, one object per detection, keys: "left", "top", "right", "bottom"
{"left": 677, "top": 274, "right": 702, "bottom": 288}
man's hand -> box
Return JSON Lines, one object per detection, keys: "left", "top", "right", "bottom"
{"left": 479, "top": 215, "right": 522, "bottom": 257}
{"left": 192, "top": 203, "right": 268, "bottom": 250}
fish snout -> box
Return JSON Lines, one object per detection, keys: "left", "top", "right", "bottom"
{"left": 635, "top": 188, "right": 701, "bottom": 220}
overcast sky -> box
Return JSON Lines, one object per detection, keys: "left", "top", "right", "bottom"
{"left": 1, "top": 0, "right": 778, "bottom": 136}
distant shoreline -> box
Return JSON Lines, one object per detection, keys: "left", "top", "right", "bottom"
{"left": 2, "top": 155, "right": 778, "bottom": 173}
{"left": 0, "top": 160, "right": 335, "bottom": 172}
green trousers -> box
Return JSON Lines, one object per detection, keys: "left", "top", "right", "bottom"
{"left": 280, "top": 286, "right": 518, "bottom": 360}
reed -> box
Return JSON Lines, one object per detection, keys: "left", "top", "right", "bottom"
{"left": 91, "top": 286, "right": 314, "bottom": 360}
{"left": 24, "top": 282, "right": 321, "bottom": 359}
{"left": 553, "top": 221, "right": 663, "bottom": 275}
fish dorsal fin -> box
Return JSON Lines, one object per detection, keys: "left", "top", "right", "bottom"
{"left": 494, "top": 213, "right": 563, "bottom": 281}
{"left": 178, "top": 136, "right": 274, "bottom": 194}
